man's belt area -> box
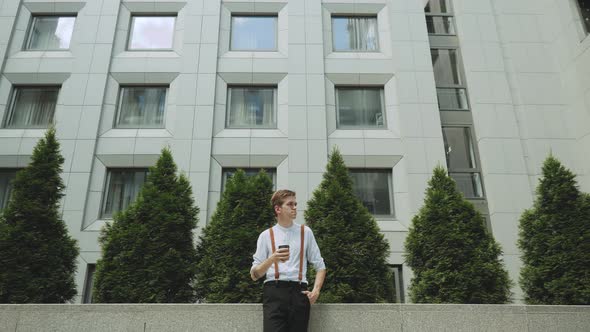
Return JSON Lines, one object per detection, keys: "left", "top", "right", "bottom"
{"left": 264, "top": 280, "right": 308, "bottom": 288}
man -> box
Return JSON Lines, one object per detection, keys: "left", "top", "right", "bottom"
{"left": 251, "top": 189, "right": 326, "bottom": 332}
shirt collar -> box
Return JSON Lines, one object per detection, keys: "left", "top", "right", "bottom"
{"left": 275, "top": 222, "right": 297, "bottom": 232}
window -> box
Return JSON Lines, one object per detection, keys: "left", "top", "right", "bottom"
{"left": 336, "top": 87, "right": 385, "bottom": 128}
{"left": 430, "top": 49, "right": 469, "bottom": 111}
{"left": 227, "top": 86, "right": 276, "bottom": 128}
{"left": 25, "top": 16, "right": 75, "bottom": 50}
{"left": 349, "top": 169, "right": 394, "bottom": 216}
{"left": 116, "top": 86, "right": 167, "bottom": 128}
{"left": 424, "top": 0, "right": 455, "bottom": 35}
{"left": 3, "top": 86, "right": 59, "bottom": 128}
{"left": 442, "top": 127, "right": 484, "bottom": 198}
{"left": 577, "top": 0, "right": 590, "bottom": 34}
{"left": 332, "top": 16, "right": 379, "bottom": 51}
{"left": 0, "top": 169, "right": 18, "bottom": 211}
{"left": 231, "top": 16, "right": 277, "bottom": 51}
{"left": 221, "top": 168, "right": 276, "bottom": 192}
{"left": 82, "top": 264, "right": 96, "bottom": 304}
{"left": 128, "top": 16, "right": 175, "bottom": 50}
{"left": 101, "top": 169, "right": 148, "bottom": 218}
{"left": 390, "top": 265, "right": 405, "bottom": 303}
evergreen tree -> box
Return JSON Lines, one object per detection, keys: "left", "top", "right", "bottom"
{"left": 0, "top": 128, "right": 79, "bottom": 303}
{"left": 305, "top": 148, "right": 394, "bottom": 303}
{"left": 93, "top": 149, "right": 199, "bottom": 303}
{"left": 404, "top": 166, "right": 512, "bottom": 303}
{"left": 518, "top": 155, "right": 590, "bottom": 304}
{"left": 194, "top": 170, "right": 274, "bottom": 302}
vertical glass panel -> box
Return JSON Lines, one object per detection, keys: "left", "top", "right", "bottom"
{"left": 426, "top": 16, "right": 456, "bottom": 35}
{"left": 436, "top": 88, "right": 469, "bottom": 110}
{"left": 450, "top": 172, "right": 484, "bottom": 198}
{"left": 227, "top": 87, "right": 276, "bottom": 128}
{"left": 26, "top": 16, "right": 75, "bottom": 50}
{"left": 337, "top": 88, "right": 384, "bottom": 128}
{"left": 392, "top": 265, "right": 405, "bottom": 303}
{"left": 578, "top": 0, "right": 590, "bottom": 33}
{"left": 102, "top": 169, "right": 148, "bottom": 218}
{"left": 231, "top": 16, "right": 277, "bottom": 50}
{"left": 82, "top": 264, "right": 96, "bottom": 304}
{"left": 128, "top": 16, "right": 175, "bottom": 50}
{"left": 117, "top": 86, "right": 166, "bottom": 128}
{"left": 332, "top": 16, "right": 379, "bottom": 51}
{"left": 0, "top": 170, "right": 17, "bottom": 211}
{"left": 442, "top": 127, "right": 477, "bottom": 169}
{"left": 349, "top": 170, "right": 393, "bottom": 215}
{"left": 5, "top": 87, "right": 59, "bottom": 128}
{"left": 431, "top": 49, "right": 462, "bottom": 86}
{"left": 425, "top": 0, "right": 452, "bottom": 14}
{"left": 221, "top": 168, "right": 276, "bottom": 192}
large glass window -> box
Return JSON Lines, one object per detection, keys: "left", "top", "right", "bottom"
{"left": 442, "top": 127, "right": 484, "bottom": 198}
{"left": 0, "top": 169, "right": 18, "bottom": 211}
{"left": 577, "top": 0, "right": 590, "bottom": 34}
{"left": 332, "top": 16, "right": 378, "bottom": 51}
{"left": 128, "top": 16, "right": 175, "bottom": 50}
{"left": 431, "top": 49, "right": 462, "bottom": 86}
{"left": 227, "top": 86, "right": 276, "bottom": 128}
{"left": 431, "top": 49, "right": 469, "bottom": 111}
{"left": 349, "top": 169, "right": 394, "bottom": 216}
{"left": 231, "top": 16, "right": 277, "bottom": 51}
{"left": 25, "top": 16, "right": 75, "bottom": 50}
{"left": 425, "top": 0, "right": 455, "bottom": 35}
{"left": 101, "top": 169, "right": 148, "bottom": 218}
{"left": 336, "top": 87, "right": 385, "bottom": 128}
{"left": 116, "top": 86, "right": 166, "bottom": 128}
{"left": 221, "top": 168, "right": 276, "bottom": 192}
{"left": 4, "top": 87, "right": 59, "bottom": 128}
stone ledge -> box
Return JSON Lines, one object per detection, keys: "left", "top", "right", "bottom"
{"left": 0, "top": 304, "right": 589, "bottom": 332}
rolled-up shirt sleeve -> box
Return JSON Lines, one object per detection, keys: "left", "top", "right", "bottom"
{"left": 307, "top": 228, "right": 326, "bottom": 271}
{"left": 251, "top": 232, "right": 268, "bottom": 273}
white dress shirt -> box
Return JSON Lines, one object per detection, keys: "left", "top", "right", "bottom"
{"left": 251, "top": 223, "right": 326, "bottom": 284}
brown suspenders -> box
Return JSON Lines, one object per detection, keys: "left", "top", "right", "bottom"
{"left": 269, "top": 224, "right": 305, "bottom": 282}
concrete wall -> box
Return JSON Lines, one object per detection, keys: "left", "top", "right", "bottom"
{"left": 1, "top": 304, "right": 589, "bottom": 332}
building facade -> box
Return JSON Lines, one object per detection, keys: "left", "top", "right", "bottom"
{"left": 0, "top": 0, "right": 588, "bottom": 303}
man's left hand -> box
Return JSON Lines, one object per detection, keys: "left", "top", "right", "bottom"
{"left": 302, "top": 290, "right": 320, "bottom": 304}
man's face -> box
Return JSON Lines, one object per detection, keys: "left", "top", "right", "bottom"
{"left": 277, "top": 196, "right": 297, "bottom": 220}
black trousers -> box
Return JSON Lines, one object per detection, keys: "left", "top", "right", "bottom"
{"left": 263, "top": 282, "right": 311, "bottom": 332}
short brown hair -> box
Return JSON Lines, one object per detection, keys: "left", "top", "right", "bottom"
{"left": 271, "top": 189, "right": 296, "bottom": 216}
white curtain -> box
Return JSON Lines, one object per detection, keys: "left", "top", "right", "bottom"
{"left": 118, "top": 87, "right": 166, "bottom": 128}
{"left": 347, "top": 17, "right": 378, "bottom": 51}
{"left": 228, "top": 87, "right": 275, "bottom": 128}
{"left": 337, "top": 88, "right": 383, "bottom": 127}
{"left": 7, "top": 88, "right": 58, "bottom": 128}
{"left": 102, "top": 170, "right": 147, "bottom": 217}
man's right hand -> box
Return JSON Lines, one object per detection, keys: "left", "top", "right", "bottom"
{"left": 272, "top": 248, "right": 290, "bottom": 263}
